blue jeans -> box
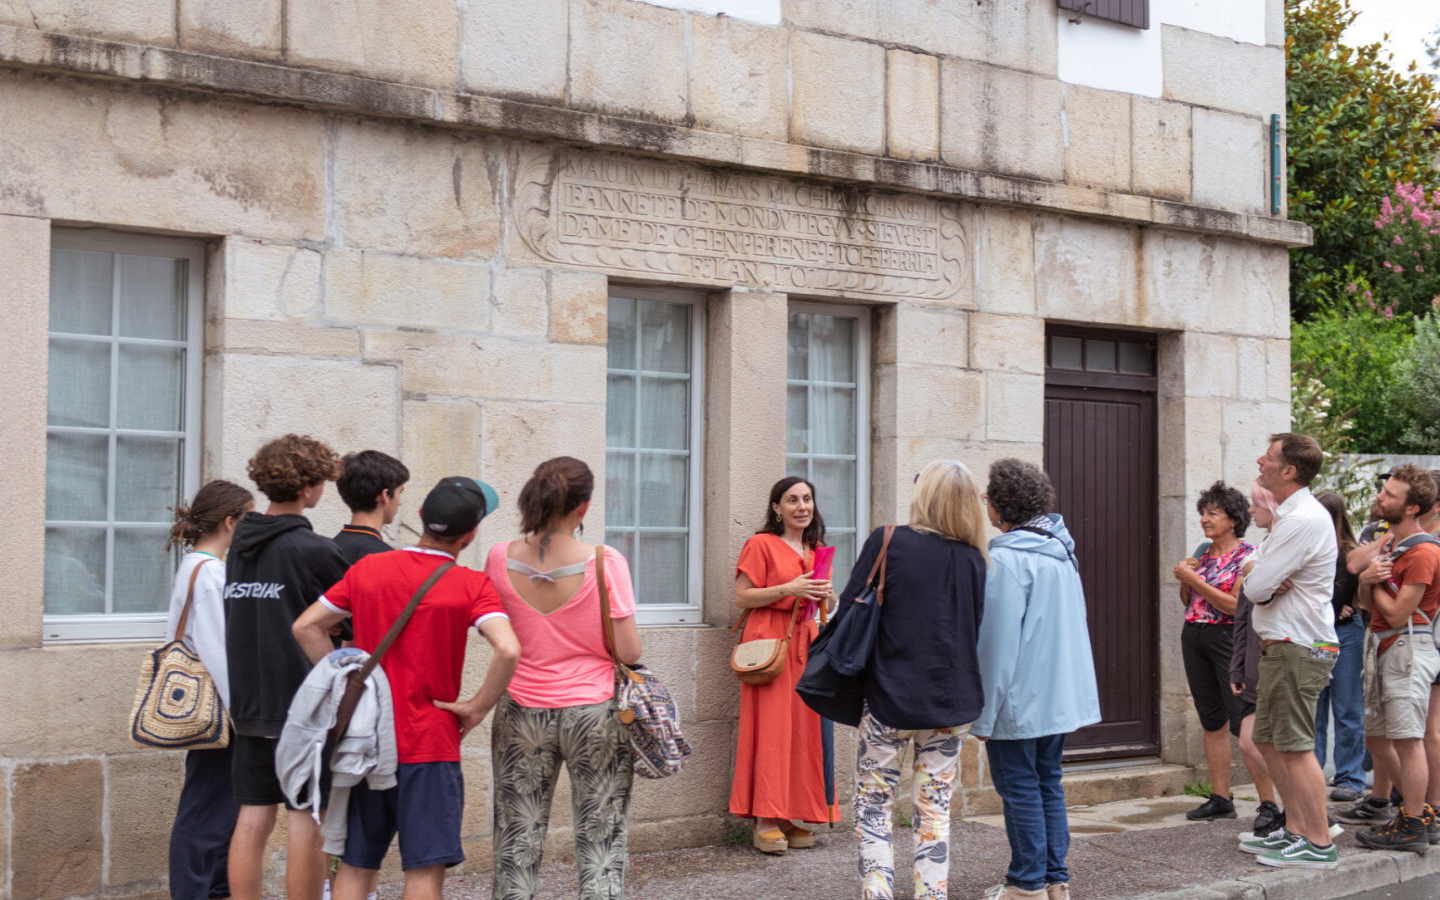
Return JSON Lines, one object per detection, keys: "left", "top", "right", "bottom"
{"left": 1315, "top": 617, "right": 1366, "bottom": 791}
{"left": 985, "top": 734, "right": 1069, "bottom": 891}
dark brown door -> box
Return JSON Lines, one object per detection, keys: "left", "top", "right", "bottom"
{"left": 1043, "top": 330, "right": 1159, "bottom": 759}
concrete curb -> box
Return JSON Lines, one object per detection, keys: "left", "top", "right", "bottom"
{"left": 1138, "top": 848, "right": 1440, "bottom": 899}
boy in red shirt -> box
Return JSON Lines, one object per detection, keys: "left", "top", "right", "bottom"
{"left": 293, "top": 477, "right": 520, "bottom": 900}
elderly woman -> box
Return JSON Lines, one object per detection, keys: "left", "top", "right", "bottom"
{"left": 1174, "top": 481, "right": 1256, "bottom": 821}
{"left": 842, "top": 460, "right": 987, "bottom": 900}
{"left": 973, "top": 459, "right": 1100, "bottom": 900}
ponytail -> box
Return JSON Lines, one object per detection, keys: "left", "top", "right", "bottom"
{"left": 518, "top": 457, "right": 594, "bottom": 535}
{"left": 167, "top": 480, "right": 254, "bottom": 550}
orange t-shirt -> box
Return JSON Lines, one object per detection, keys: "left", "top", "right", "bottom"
{"left": 1372, "top": 540, "right": 1440, "bottom": 653}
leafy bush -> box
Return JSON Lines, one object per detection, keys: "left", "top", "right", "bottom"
{"left": 1371, "top": 183, "right": 1440, "bottom": 321}
{"left": 1290, "top": 305, "right": 1413, "bottom": 452}
{"left": 1391, "top": 310, "right": 1440, "bottom": 452}
{"left": 1292, "top": 368, "right": 1381, "bottom": 524}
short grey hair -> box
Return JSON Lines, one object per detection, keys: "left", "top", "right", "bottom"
{"left": 986, "top": 458, "right": 1055, "bottom": 527}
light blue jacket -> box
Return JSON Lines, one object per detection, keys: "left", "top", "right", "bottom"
{"left": 971, "top": 514, "right": 1101, "bottom": 741}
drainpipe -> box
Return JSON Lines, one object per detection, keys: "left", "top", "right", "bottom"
{"left": 1270, "top": 114, "right": 1282, "bottom": 216}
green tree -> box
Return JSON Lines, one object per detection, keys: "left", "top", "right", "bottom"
{"left": 1392, "top": 310, "right": 1440, "bottom": 451}
{"left": 1290, "top": 303, "right": 1412, "bottom": 451}
{"left": 1287, "top": 0, "right": 1440, "bottom": 320}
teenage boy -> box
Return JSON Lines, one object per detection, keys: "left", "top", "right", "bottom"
{"left": 1239, "top": 433, "right": 1341, "bottom": 869}
{"left": 291, "top": 477, "right": 521, "bottom": 900}
{"left": 1351, "top": 465, "right": 1440, "bottom": 854}
{"left": 334, "top": 450, "right": 410, "bottom": 563}
{"left": 225, "top": 434, "right": 350, "bottom": 900}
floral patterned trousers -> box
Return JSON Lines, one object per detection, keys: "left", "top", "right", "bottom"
{"left": 854, "top": 710, "right": 968, "bottom": 900}
{"left": 491, "top": 694, "right": 636, "bottom": 900}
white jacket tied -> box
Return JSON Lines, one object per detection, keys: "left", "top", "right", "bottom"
{"left": 276, "top": 647, "right": 398, "bottom": 855}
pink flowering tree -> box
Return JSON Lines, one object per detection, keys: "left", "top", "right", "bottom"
{"left": 1371, "top": 181, "right": 1440, "bottom": 320}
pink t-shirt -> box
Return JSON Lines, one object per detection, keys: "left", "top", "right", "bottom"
{"left": 486, "top": 542, "right": 638, "bottom": 708}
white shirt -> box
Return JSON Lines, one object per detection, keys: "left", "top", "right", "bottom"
{"left": 1248, "top": 488, "right": 1339, "bottom": 646}
{"left": 164, "top": 552, "right": 231, "bottom": 709}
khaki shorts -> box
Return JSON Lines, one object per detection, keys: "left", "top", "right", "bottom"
{"left": 1253, "top": 641, "right": 1336, "bottom": 752}
{"left": 1364, "top": 634, "right": 1440, "bottom": 740}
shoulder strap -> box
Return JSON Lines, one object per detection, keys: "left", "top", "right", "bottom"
{"left": 172, "top": 557, "right": 216, "bottom": 642}
{"left": 1192, "top": 541, "right": 1213, "bottom": 559}
{"left": 354, "top": 560, "right": 454, "bottom": 683}
{"left": 1014, "top": 525, "right": 1079, "bottom": 568}
{"left": 868, "top": 525, "right": 896, "bottom": 605}
{"left": 597, "top": 545, "right": 621, "bottom": 663}
{"left": 1393, "top": 533, "right": 1440, "bottom": 556}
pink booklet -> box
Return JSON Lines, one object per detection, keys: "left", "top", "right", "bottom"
{"left": 812, "top": 546, "right": 836, "bottom": 581}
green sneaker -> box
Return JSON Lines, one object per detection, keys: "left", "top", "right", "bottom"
{"left": 1238, "top": 829, "right": 1296, "bottom": 854}
{"left": 1257, "top": 837, "right": 1340, "bottom": 869}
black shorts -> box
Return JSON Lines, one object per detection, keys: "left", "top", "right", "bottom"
{"left": 342, "top": 762, "right": 465, "bottom": 871}
{"left": 231, "top": 733, "right": 323, "bottom": 810}
{"left": 1182, "top": 621, "right": 1245, "bottom": 737}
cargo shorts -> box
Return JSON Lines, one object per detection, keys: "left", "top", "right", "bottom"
{"left": 1364, "top": 632, "right": 1440, "bottom": 740}
{"left": 1253, "top": 640, "right": 1336, "bottom": 752}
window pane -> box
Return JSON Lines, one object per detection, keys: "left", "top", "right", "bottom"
{"left": 112, "top": 528, "right": 172, "bottom": 613}
{"left": 827, "top": 531, "right": 856, "bottom": 592}
{"left": 44, "top": 526, "right": 107, "bottom": 614}
{"left": 117, "top": 254, "right": 184, "bottom": 340}
{"left": 636, "top": 532, "right": 687, "bottom": 605}
{"left": 810, "top": 315, "right": 856, "bottom": 382}
{"left": 1050, "top": 335, "right": 1083, "bottom": 369}
{"left": 118, "top": 345, "right": 185, "bottom": 431}
{"left": 50, "top": 249, "right": 113, "bottom": 335}
{"left": 47, "top": 338, "right": 111, "bottom": 427}
{"left": 1085, "top": 339, "right": 1116, "bottom": 372}
{"left": 606, "top": 375, "right": 637, "bottom": 448}
{"left": 1118, "top": 341, "right": 1155, "bottom": 375}
{"left": 116, "top": 436, "right": 182, "bottom": 522}
{"left": 605, "top": 452, "right": 635, "bottom": 527}
{"left": 605, "top": 530, "right": 634, "bottom": 564}
{"left": 608, "top": 297, "right": 637, "bottom": 370}
{"left": 785, "top": 455, "right": 812, "bottom": 483}
{"left": 811, "top": 387, "right": 856, "bottom": 455}
{"left": 787, "top": 386, "right": 809, "bottom": 453}
{"left": 639, "top": 455, "right": 688, "bottom": 527}
{"left": 787, "top": 313, "right": 810, "bottom": 379}
{"left": 46, "top": 432, "right": 108, "bottom": 521}
{"left": 813, "top": 458, "right": 857, "bottom": 528}
{"left": 638, "top": 378, "right": 689, "bottom": 450}
{"left": 640, "top": 301, "right": 689, "bottom": 373}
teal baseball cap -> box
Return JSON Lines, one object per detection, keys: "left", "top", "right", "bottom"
{"left": 419, "top": 476, "right": 499, "bottom": 537}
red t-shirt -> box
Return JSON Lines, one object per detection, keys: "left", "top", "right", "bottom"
{"left": 1372, "top": 540, "right": 1440, "bottom": 654}
{"left": 321, "top": 547, "right": 507, "bottom": 763}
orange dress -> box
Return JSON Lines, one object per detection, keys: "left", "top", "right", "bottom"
{"left": 728, "top": 533, "right": 842, "bottom": 823}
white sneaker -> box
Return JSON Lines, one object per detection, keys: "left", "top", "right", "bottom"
{"left": 981, "top": 885, "right": 1047, "bottom": 899}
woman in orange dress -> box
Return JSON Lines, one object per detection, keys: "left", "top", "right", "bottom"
{"left": 729, "top": 475, "right": 841, "bottom": 853}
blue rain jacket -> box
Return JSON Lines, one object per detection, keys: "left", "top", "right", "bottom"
{"left": 971, "top": 514, "right": 1101, "bottom": 741}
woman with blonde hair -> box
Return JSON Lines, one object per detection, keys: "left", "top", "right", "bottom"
{"left": 843, "top": 460, "right": 988, "bottom": 900}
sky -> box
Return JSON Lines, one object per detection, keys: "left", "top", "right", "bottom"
{"left": 1346, "top": 0, "right": 1436, "bottom": 75}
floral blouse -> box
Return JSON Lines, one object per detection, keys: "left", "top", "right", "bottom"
{"left": 1185, "top": 541, "right": 1256, "bottom": 625}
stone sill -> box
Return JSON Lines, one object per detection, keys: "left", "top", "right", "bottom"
{"left": 0, "top": 24, "right": 1312, "bottom": 249}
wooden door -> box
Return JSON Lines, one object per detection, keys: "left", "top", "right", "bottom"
{"left": 1043, "top": 331, "right": 1159, "bottom": 759}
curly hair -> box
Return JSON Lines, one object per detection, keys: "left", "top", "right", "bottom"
{"left": 986, "top": 458, "right": 1054, "bottom": 527}
{"left": 1196, "top": 480, "right": 1250, "bottom": 539}
{"left": 247, "top": 434, "right": 342, "bottom": 503}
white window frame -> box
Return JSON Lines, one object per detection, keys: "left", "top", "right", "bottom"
{"left": 785, "top": 301, "right": 871, "bottom": 583}
{"left": 44, "top": 229, "right": 205, "bottom": 644}
{"left": 604, "top": 285, "right": 706, "bottom": 626}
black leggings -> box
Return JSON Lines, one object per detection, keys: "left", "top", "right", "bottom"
{"left": 1182, "top": 621, "right": 1244, "bottom": 737}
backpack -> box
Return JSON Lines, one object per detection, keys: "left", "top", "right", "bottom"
{"left": 597, "top": 547, "right": 692, "bottom": 779}
{"left": 1379, "top": 533, "right": 1440, "bottom": 642}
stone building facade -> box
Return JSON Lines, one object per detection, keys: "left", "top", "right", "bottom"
{"left": 0, "top": 0, "right": 1306, "bottom": 895}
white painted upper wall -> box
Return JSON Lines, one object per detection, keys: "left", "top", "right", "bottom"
{"left": 1059, "top": 0, "right": 1267, "bottom": 96}
{"left": 640, "top": 0, "right": 781, "bottom": 25}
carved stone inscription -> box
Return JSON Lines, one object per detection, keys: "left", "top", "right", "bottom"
{"left": 515, "top": 149, "right": 967, "bottom": 300}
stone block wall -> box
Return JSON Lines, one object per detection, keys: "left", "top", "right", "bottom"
{"left": 0, "top": 0, "right": 1285, "bottom": 220}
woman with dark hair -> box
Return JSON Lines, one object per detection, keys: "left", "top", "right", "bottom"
{"left": 729, "top": 476, "right": 839, "bottom": 853}
{"left": 1173, "top": 481, "right": 1256, "bottom": 822}
{"left": 1313, "top": 490, "right": 1366, "bottom": 802}
{"left": 485, "top": 456, "right": 643, "bottom": 898}
{"left": 165, "top": 479, "right": 254, "bottom": 900}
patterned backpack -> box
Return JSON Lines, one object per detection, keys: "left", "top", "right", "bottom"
{"left": 597, "top": 547, "right": 692, "bottom": 779}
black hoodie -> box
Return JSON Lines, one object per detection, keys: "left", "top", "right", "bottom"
{"left": 225, "top": 512, "right": 349, "bottom": 737}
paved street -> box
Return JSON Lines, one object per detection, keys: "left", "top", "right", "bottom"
{"left": 377, "top": 793, "right": 1440, "bottom": 899}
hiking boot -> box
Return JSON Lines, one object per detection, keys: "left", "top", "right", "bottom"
{"left": 1257, "top": 836, "right": 1340, "bottom": 869}
{"left": 1186, "top": 793, "right": 1237, "bottom": 820}
{"left": 1251, "top": 801, "right": 1284, "bottom": 838}
{"left": 1329, "top": 784, "right": 1362, "bottom": 802}
{"left": 1425, "top": 803, "right": 1440, "bottom": 845}
{"left": 1356, "top": 814, "right": 1430, "bottom": 855}
{"left": 1334, "top": 796, "right": 1393, "bottom": 825}
{"left": 1239, "top": 829, "right": 1298, "bottom": 854}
